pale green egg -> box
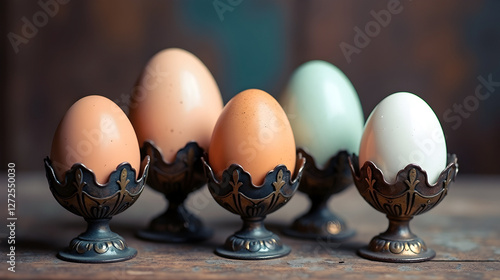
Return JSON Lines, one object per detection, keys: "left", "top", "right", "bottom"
{"left": 280, "top": 60, "right": 364, "bottom": 168}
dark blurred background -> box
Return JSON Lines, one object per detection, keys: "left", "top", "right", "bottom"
{"left": 2, "top": 0, "right": 499, "bottom": 175}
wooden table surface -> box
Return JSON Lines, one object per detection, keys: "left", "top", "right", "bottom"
{"left": 1, "top": 173, "right": 499, "bottom": 279}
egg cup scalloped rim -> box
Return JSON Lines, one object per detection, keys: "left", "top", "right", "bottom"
{"left": 201, "top": 152, "right": 305, "bottom": 190}
{"left": 296, "top": 147, "right": 350, "bottom": 172}
{"left": 349, "top": 153, "right": 458, "bottom": 197}
{"left": 141, "top": 139, "right": 203, "bottom": 166}
{"left": 45, "top": 156, "right": 149, "bottom": 187}
{"left": 136, "top": 140, "right": 213, "bottom": 243}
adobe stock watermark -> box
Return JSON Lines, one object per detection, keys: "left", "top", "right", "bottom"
{"left": 113, "top": 62, "right": 170, "bottom": 115}
{"left": 186, "top": 190, "right": 213, "bottom": 217}
{"left": 340, "top": 0, "right": 411, "bottom": 64}
{"left": 213, "top": 0, "right": 243, "bottom": 22}
{"left": 50, "top": 119, "right": 120, "bottom": 175}
{"left": 7, "top": 0, "right": 70, "bottom": 54}
{"left": 237, "top": 114, "right": 287, "bottom": 164}
{"left": 50, "top": 63, "right": 170, "bottom": 175}
{"left": 443, "top": 74, "right": 499, "bottom": 130}
{"left": 396, "top": 127, "right": 445, "bottom": 169}
{"left": 6, "top": 163, "right": 17, "bottom": 273}
{"left": 312, "top": 235, "right": 342, "bottom": 258}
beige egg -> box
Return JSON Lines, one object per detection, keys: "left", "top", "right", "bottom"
{"left": 50, "top": 95, "right": 141, "bottom": 184}
{"left": 129, "top": 48, "right": 223, "bottom": 162}
{"left": 208, "top": 89, "right": 296, "bottom": 185}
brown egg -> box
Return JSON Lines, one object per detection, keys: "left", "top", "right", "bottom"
{"left": 208, "top": 89, "right": 296, "bottom": 185}
{"left": 50, "top": 95, "right": 141, "bottom": 184}
{"left": 129, "top": 48, "right": 223, "bottom": 162}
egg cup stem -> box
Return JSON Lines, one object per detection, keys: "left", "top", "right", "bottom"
{"left": 383, "top": 216, "right": 415, "bottom": 239}
{"left": 284, "top": 150, "right": 355, "bottom": 241}
{"left": 285, "top": 194, "right": 355, "bottom": 241}
{"left": 215, "top": 216, "right": 291, "bottom": 260}
{"left": 138, "top": 199, "right": 212, "bottom": 242}
{"left": 58, "top": 218, "right": 137, "bottom": 263}
{"left": 358, "top": 216, "right": 435, "bottom": 263}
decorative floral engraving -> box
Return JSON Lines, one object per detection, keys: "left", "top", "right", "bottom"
{"left": 70, "top": 238, "right": 128, "bottom": 255}
{"left": 203, "top": 155, "right": 306, "bottom": 258}
{"left": 47, "top": 163, "right": 146, "bottom": 220}
{"left": 369, "top": 237, "right": 427, "bottom": 255}
{"left": 45, "top": 157, "right": 149, "bottom": 262}
{"left": 405, "top": 168, "right": 420, "bottom": 191}
{"left": 356, "top": 162, "right": 455, "bottom": 218}
{"left": 227, "top": 235, "right": 282, "bottom": 253}
{"left": 207, "top": 164, "right": 303, "bottom": 219}
{"left": 142, "top": 141, "right": 205, "bottom": 197}
{"left": 273, "top": 170, "right": 285, "bottom": 189}
{"left": 117, "top": 168, "right": 130, "bottom": 189}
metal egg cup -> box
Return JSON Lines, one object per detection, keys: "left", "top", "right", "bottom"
{"left": 44, "top": 156, "right": 150, "bottom": 263}
{"left": 136, "top": 140, "right": 212, "bottom": 243}
{"left": 284, "top": 149, "right": 355, "bottom": 241}
{"left": 203, "top": 154, "right": 306, "bottom": 260}
{"left": 349, "top": 154, "right": 458, "bottom": 263}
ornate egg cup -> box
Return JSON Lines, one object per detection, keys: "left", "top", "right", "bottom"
{"left": 44, "top": 156, "right": 150, "bottom": 263}
{"left": 284, "top": 149, "right": 355, "bottom": 241}
{"left": 349, "top": 154, "right": 458, "bottom": 263}
{"left": 136, "top": 141, "right": 212, "bottom": 243}
{"left": 202, "top": 154, "right": 306, "bottom": 260}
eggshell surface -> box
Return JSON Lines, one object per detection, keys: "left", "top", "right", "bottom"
{"left": 129, "top": 48, "right": 223, "bottom": 162}
{"left": 50, "top": 95, "right": 141, "bottom": 184}
{"left": 208, "top": 89, "right": 296, "bottom": 185}
{"left": 280, "top": 60, "right": 364, "bottom": 167}
{"left": 359, "top": 92, "right": 447, "bottom": 184}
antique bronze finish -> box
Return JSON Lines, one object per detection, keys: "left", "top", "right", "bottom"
{"left": 137, "top": 141, "right": 212, "bottom": 243}
{"left": 284, "top": 149, "right": 355, "bottom": 241}
{"left": 349, "top": 154, "right": 458, "bottom": 263}
{"left": 44, "top": 156, "right": 150, "bottom": 263}
{"left": 203, "top": 154, "right": 306, "bottom": 260}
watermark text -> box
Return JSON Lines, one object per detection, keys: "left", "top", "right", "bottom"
{"left": 6, "top": 163, "right": 16, "bottom": 273}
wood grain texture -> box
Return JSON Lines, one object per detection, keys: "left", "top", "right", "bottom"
{"left": 0, "top": 174, "right": 498, "bottom": 279}
{"left": 3, "top": 0, "right": 500, "bottom": 175}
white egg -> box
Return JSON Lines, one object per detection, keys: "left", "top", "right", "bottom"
{"left": 359, "top": 92, "right": 447, "bottom": 184}
{"left": 280, "top": 60, "right": 364, "bottom": 167}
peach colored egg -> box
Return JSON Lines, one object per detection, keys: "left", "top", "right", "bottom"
{"left": 208, "top": 89, "right": 296, "bottom": 185}
{"left": 129, "top": 48, "right": 223, "bottom": 162}
{"left": 50, "top": 95, "right": 141, "bottom": 184}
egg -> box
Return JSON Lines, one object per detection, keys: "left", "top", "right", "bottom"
{"left": 280, "top": 60, "right": 364, "bottom": 167}
{"left": 359, "top": 92, "right": 447, "bottom": 184}
{"left": 50, "top": 95, "right": 141, "bottom": 184}
{"left": 208, "top": 89, "right": 296, "bottom": 185}
{"left": 129, "top": 48, "right": 223, "bottom": 162}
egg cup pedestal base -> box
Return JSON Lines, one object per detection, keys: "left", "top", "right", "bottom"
{"left": 357, "top": 217, "right": 435, "bottom": 263}
{"left": 58, "top": 218, "right": 137, "bottom": 263}
{"left": 137, "top": 202, "right": 212, "bottom": 243}
{"left": 349, "top": 154, "right": 458, "bottom": 263}
{"left": 215, "top": 217, "right": 290, "bottom": 260}
{"left": 138, "top": 141, "right": 212, "bottom": 243}
{"left": 284, "top": 150, "right": 355, "bottom": 241}
{"left": 283, "top": 196, "right": 355, "bottom": 241}
{"left": 203, "top": 154, "right": 306, "bottom": 260}
{"left": 44, "top": 157, "right": 149, "bottom": 263}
